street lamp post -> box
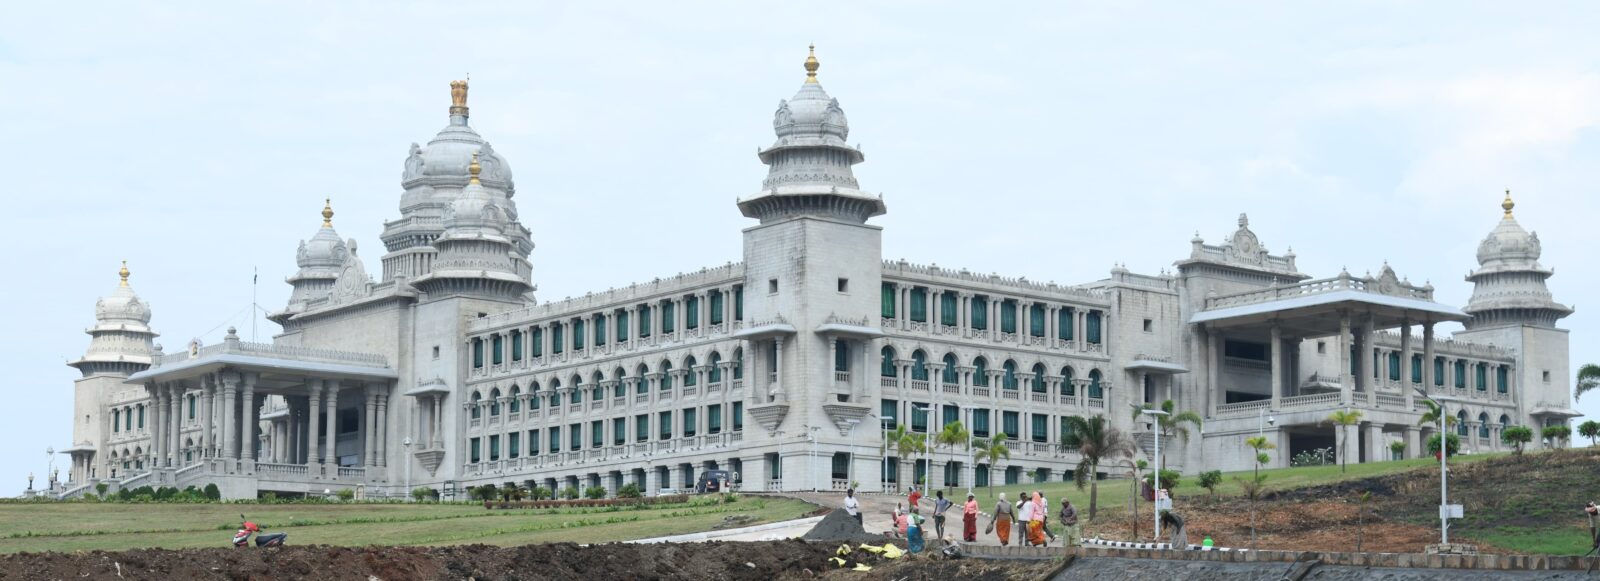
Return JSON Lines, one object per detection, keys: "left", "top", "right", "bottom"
{"left": 1140, "top": 408, "right": 1170, "bottom": 540}
{"left": 1258, "top": 407, "right": 1276, "bottom": 437}
{"left": 771, "top": 430, "right": 786, "bottom": 492}
{"left": 803, "top": 425, "right": 820, "bottom": 492}
{"left": 402, "top": 437, "right": 413, "bottom": 501}
{"left": 1417, "top": 388, "right": 1462, "bottom": 545}
{"left": 46, "top": 447, "right": 55, "bottom": 490}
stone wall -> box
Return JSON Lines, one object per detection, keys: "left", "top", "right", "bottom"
{"left": 958, "top": 544, "right": 1597, "bottom": 572}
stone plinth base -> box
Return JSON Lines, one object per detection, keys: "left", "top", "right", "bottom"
{"left": 1425, "top": 543, "right": 1478, "bottom": 555}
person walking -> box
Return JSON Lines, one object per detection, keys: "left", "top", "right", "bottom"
{"left": 1059, "top": 498, "right": 1081, "bottom": 549}
{"left": 991, "top": 492, "right": 1015, "bottom": 546}
{"left": 843, "top": 489, "right": 861, "bottom": 528}
{"left": 908, "top": 485, "right": 922, "bottom": 511}
{"left": 907, "top": 505, "right": 926, "bottom": 553}
{"left": 1038, "top": 491, "right": 1056, "bottom": 545}
{"left": 962, "top": 493, "right": 979, "bottom": 542}
{"left": 1015, "top": 489, "right": 1030, "bottom": 546}
{"left": 1026, "top": 492, "right": 1048, "bottom": 546}
{"left": 932, "top": 490, "right": 953, "bottom": 541}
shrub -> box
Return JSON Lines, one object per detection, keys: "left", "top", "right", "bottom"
{"left": 1197, "top": 470, "right": 1222, "bottom": 500}
{"left": 1426, "top": 433, "right": 1461, "bottom": 457}
{"left": 260, "top": 491, "right": 278, "bottom": 502}
{"left": 116, "top": 488, "right": 133, "bottom": 501}
{"left": 616, "top": 483, "right": 642, "bottom": 499}
{"left": 336, "top": 488, "right": 355, "bottom": 501}
{"left": 1501, "top": 425, "right": 1534, "bottom": 455}
{"left": 584, "top": 486, "right": 607, "bottom": 500}
{"left": 561, "top": 486, "right": 580, "bottom": 500}
{"left": 531, "top": 486, "right": 552, "bottom": 501}
{"left": 1389, "top": 440, "right": 1406, "bottom": 460}
{"left": 1141, "top": 469, "right": 1182, "bottom": 492}
{"left": 94, "top": 483, "right": 109, "bottom": 497}
{"left": 1540, "top": 425, "right": 1571, "bottom": 447}
{"left": 204, "top": 483, "right": 221, "bottom": 500}
{"left": 412, "top": 487, "right": 438, "bottom": 502}
{"left": 1290, "top": 447, "right": 1334, "bottom": 467}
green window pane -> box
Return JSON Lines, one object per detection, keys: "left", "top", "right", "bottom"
{"left": 940, "top": 292, "right": 957, "bottom": 326}
{"left": 881, "top": 283, "right": 896, "bottom": 318}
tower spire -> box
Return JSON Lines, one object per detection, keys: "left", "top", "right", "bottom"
{"left": 449, "top": 79, "right": 469, "bottom": 119}
{"left": 1502, "top": 189, "right": 1515, "bottom": 218}
{"left": 804, "top": 44, "right": 819, "bottom": 84}
{"left": 322, "top": 198, "right": 334, "bottom": 228}
{"left": 118, "top": 261, "right": 129, "bottom": 287}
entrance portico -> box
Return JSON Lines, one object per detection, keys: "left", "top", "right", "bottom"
{"left": 125, "top": 327, "right": 396, "bottom": 497}
{"left": 1192, "top": 266, "right": 1470, "bottom": 470}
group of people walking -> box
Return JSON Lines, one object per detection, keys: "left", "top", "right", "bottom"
{"left": 844, "top": 486, "right": 1081, "bottom": 550}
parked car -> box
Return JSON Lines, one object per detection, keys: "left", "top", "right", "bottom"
{"left": 695, "top": 469, "right": 733, "bottom": 493}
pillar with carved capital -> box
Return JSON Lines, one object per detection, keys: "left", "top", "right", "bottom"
{"left": 1206, "top": 329, "right": 1221, "bottom": 417}
{"left": 169, "top": 383, "right": 182, "bottom": 466}
{"left": 307, "top": 380, "right": 324, "bottom": 468}
{"left": 1337, "top": 312, "right": 1352, "bottom": 406}
{"left": 221, "top": 374, "right": 239, "bottom": 461}
{"left": 199, "top": 375, "right": 214, "bottom": 457}
{"left": 240, "top": 373, "right": 257, "bottom": 462}
{"left": 1400, "top": 318, "right": 1414, "bottom": 409}
{"left": 1270, "top": 322, "right": 1283, "bottom": 409}
{"left": 376, "top": 391, "right": 388, "bottom": 468}
{"left": 431, "top": 394, "right": 444, "bottom": 449}
{"left": 324, "top": 383, "right": 340, "bottom": 474}
{"left": 772, "top": 336, "right": 785, "bottom": 403}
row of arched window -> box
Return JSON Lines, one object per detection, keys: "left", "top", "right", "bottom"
{"left": 878, "top": 347, "right": 1105, "bottom": 398}
{"left": 468, "top": 349, "right": 745, "bottom": 419}
{"left": 1455, "top": 411, "right": 1514, "bottom": 439}
{"left": 471, "top": 288, "right": 746, "bottom": 368}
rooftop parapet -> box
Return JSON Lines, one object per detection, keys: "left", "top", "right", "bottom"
{"left": 1203, "top": 265, "right": 1434, "bottom": 311}
{"left": 881, "top": 259, "right": 1109, "bottom": 302}
{"left": 470, "top": 262, "right": 746, "bottom": 331}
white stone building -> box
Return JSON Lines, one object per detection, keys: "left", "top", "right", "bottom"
{"left": 60, "top": 50, "right": 1581, "bottom": 499}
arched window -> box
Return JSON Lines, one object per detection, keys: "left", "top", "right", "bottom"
{"left": 1060, "top": 366, "right": 1076, "bottom": 396}
{"left": 636, "top": 364, "right": 650, "bottom": 394}
{"left": 733, "top": 348, "right": 744, "bottom": 380}
{"left": 570, "top": 375, "right": 583, "bottom": 404}
{"left": 1478, "top": 413, "right": 1490, "bottom": 438}
{"left": 973, "top": 357, "right": 990, "bottom": 387}
{"left": 660, "top": 360, "right": 674, "bottom": 390}
{"left": 684, "top": 355, "right": 699, "bottom": 386}
{"left": 1088, "top": 369, "right": 1104, "bottom": 399}
{"left": 489, "top": 388, "right": 502, "bottom": 416}
{"left": 941, "top": 353, "right": 959, "bottom": 384}
{"left": 1387, "top": 352, "right": 1400, "bottom": 381}
{"left": 470, "top": 391, "right": 482, "bottom": 419}
{"left": 1002, "top": 360, "right": 1018, "bottom": 390}
{"left": 1031, "top": 363, "right": 1048, "bottom": 393}
{"left": 1499, "top": 414, "right": 1510, "bottom": 429}
{"left": 592, "top": 371, "right": 604, "bottom": 400}
{"left": 1456, "top": 410, "right": 1468, "bottom": 436}
{"left": 509, "top": 385, "right": 521, "bottom": 413}
{"left": 1411, "top": 354, "right": 1423, "bottom": 383}
{"left": 1030, "top": 304, "right": 1046, "bottom": 337}
{"left": 881, "top": 346, "right": 898, "bottom": 377}
{"left": 708, "top": 352, "right": 723, "bottom": 383}
{"left": 911, "top": 350, "right": 929, "bottom": 381}
{"left": 613, "top": 367, "right": 627, "bottom": 397}
{"left": 530, "top": 381, "right": 542, "bottom": 409}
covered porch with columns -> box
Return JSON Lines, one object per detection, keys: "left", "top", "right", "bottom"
{"left": 1190, "top": 267, "right": 1469, "bottom": 471}
{"left": 125, "top": 330, "right": 398, "bottom": 498}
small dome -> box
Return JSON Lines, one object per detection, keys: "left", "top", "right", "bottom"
{"left": 771, "top": 46, "right": 850, "bottom": 147}
{"left": 95, "top": 261, "right": 152, "bottom": 325}
{"left": 297, "top": 199, "right": 349, "bottom": 269}
{"left": 1475, "top": 193, "right": 1541, "bottom": 268}
{"left": 442, "top": 152, "right": 506, "bottom": 234}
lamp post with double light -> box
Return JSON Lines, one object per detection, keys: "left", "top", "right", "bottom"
{"left": 402, "top": 437, "right": 413, "bottom": 500}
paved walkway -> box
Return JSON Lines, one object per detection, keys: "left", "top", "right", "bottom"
{"left": 785, "top": 490, "right": 1065, "bottom": 548}
{"left": 625, "top": 515, "right": 825, "bottom": 544}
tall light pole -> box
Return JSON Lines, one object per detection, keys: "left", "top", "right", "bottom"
{"left": 1418, "top": 389, "right": 1463, "bottom": 545}
{"left": 402, "top": 437, "right": 413, "bottom": 501}
{"left": 868, "top": 414, "right": 890, "bottom": 493}
{"left": 1140, "top": 408, "right": 1169, "bottom": 540}
{"left": 802, "top": 424, "right": 820, "bottom": 492}
{"left": 45, "top": 447, "right": 55, "bottom": 491}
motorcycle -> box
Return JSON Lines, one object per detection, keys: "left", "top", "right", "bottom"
{"left": 233, "top": 514, "right": 288, "bottom": 548}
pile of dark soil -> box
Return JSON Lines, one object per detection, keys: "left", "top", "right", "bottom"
{"left": 801, "top": 508, "right": 895, "bottom": 544}
{"left": 0, "top": 539, "right": 889, "bottom": 581}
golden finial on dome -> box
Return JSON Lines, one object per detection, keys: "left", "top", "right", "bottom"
{"left": 469, "top": 151, "right": 482, "bottom": 185}
{"left": 804, "top": 44, "right": 819, "bottom": 84}
{"left": 1502, "top": 189, "right": 1515, "bottom": 218}
{"left": 119, "top": 261, "right": 130, "bottom": 287}
{"left": 322, "top": 197, "right": 335, "bottom": 228}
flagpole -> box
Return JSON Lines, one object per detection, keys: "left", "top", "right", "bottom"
{"left": 252, "top": 266, "right": 258, "bottom": 342}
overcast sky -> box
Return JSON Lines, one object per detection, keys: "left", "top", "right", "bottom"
{"left": 2, "top": 2, "right": 1596, "bottom": 490}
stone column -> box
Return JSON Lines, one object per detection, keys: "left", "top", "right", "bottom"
{"left": 432, "top": 395, "right": 445, "bottom": 448}
{"left": 240, "top": 373, "right": 257, "bottom": 462}
{"left": 377, "top": 391, "right": 389, "bottom": 468}
{"left": 167, "top": 383, "right": 182, "bottom": 467}
{"left": 772, "top": 336, "right": 785, "bottom": 402}
{"left": 147, "top": 385, "right": 163, "bottom": 468}
{"left": 1337, "top": 312, "right": 1352, "bottom": 406}
{"left": 1206, "top": 328, "right": 1221, "bottom": 417}
{"left": 1421, "top": 321, "right": 1436, "bottom": 395}
{"left": 307, "top": 380, "right": 324, "bottom": 468}
{"left": 1270, "top": 322, "right": 1283, "bottom": 409}
{"left": 1363, "top": 313, "right": 1378, "bottom": 406}
{"left": 199, "top": 375, "right": 213, "bottom": 457}
{"left": 221, "top": 374, "right": 239, "bottom": 461}
{"left": 364, "top": 387, "right": 378, "bottom": 468}
{"left": 324, "top": 383, "right": 340, "bottom": 473}
{"left": 1400, "top": 319, "right": 1414, "bottom": 409}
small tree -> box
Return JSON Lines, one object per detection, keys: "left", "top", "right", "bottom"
{"left": 1131, "top": 399, "right": 1204, "bottom": 465}
{"left": 1240, "top": 436, "right": 1276, "bottom": 549}
{"left": 561, "top": 486, "right": 580, "bottom": 500}
{"left": 1539, "top": 425, "right": 1571, "bottom": 448}
{"left": 1427, "top": 433, "right": 1460, "bottom": 458}
{"left": 1354, "top": 490, "right": 1372, "bottom": 552}
{"left": 616, "top": 483, "right": 642, "bottom": 499}
{"left": 501, "top": 483, "right": 521, "bottom": 501}
{"left": 95, "top": 483, "right": 109, "bottom": 498}
{"left": 971, "top": 433, "right": 1011, "bottom": 496}
{"left": 1141, "top": 469, "right": 1181, "bottom": 491}
{"left": 203, "top": 483, "right": 221, "bottom": 500}
{"left": 584, "top": 486, "right": 607, "bottom": 499}
{"left": 335, "top": 488, "right": 355, "bottom": 501}
{"left": 1501, "top": 425, "right": 1533, "bottom": 455}
{"left": 411, "top": 487, "right": 437, "bottom": 501}
{"left": 1577, "top": 420, "right": 1600, "bottom": 447}
{"left": 1326, "top": 410, "right": 1363, "bottom": 473}
{"left": 1197, "top": 470, "right": 1223, "bottom": 503}
{"left": 532, "top": 486, "right": 552, "bottom": 500}
{"left": 1388, "top": 440, "right": 1406, "bottom": 461}
{"left": 1061, "top": 415, "right": 1134, "bottom": 522}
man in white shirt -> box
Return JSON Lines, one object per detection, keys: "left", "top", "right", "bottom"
{"left": 844, "top": 488, "right": 861, "bottom": 527}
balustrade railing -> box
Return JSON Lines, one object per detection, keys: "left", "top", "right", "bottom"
{"left": 910, "top": 379, "right": 930, "bottom": 391}
{"left": 1280, "top": 392, "right": 1341, "bottom": 408}
{"left": 336, "top": 466, "right": 365, "bottom": 479}
{"left": 1087, "top": 398, "right": 1105, "bottom": 409}
{"left": 1001, "top": 389, "right": 1019, "bottom": 400}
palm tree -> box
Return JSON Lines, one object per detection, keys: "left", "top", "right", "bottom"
{"left": 934, "top": 420, "right": 970, "bottom": 493}
{"left": 885, "top": 424, "right": 925, "bottom": 489}
{"left": 971, "top": 433, "right": 1010, "bottom": 496}
{"left": 1354, "top": 490, "right": 1372, "bottom": 552}
{"left": 1131, "top": 399, "right": 1203, "bottom": 465}
{"left": 1325, "top": 409, "right": 1363, "bottom": 473}
{"left": 1577, "top": 364, "right": 1600, "bottom": 401}
{"left": 1062, "top": 414, "right": 1135, "bottom": 521}
{"left": 1239, "top": 435, "right": 1276, "bottom": 549}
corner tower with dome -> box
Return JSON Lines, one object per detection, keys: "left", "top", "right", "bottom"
{"left": 54, "top": 49, "right": 1582, "bottom": 499}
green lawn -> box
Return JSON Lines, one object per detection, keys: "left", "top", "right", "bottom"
{"left": 949, "top": 452, "right": 1509, "bottom": 515}
{"left": 0, "top": 497, "right": 815, "bottom": 553}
